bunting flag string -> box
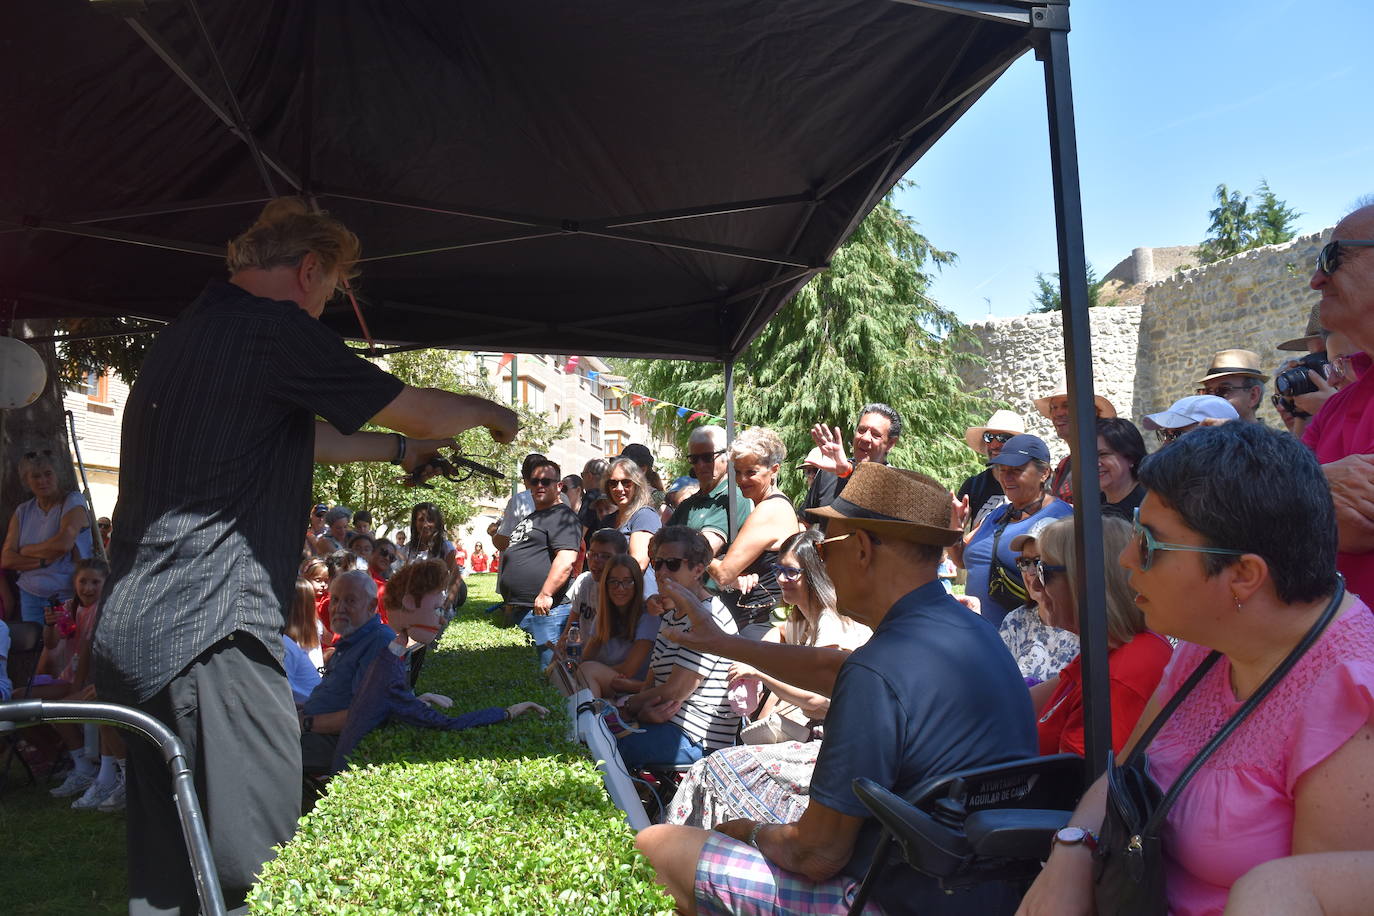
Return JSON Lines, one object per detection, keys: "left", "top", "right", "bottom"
{"left": 537, "top": 355, "right": 734, "bottom": 424}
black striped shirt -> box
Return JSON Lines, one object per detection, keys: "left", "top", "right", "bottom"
{"left": 648, "top": 596, "right": 740, "bottom": 751}
{"left": 93, "top": 280, "right": 403, "bottom": 703}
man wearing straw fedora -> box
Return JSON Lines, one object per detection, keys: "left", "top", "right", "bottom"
{"left": 958, "top": 408, "right": 1025, "bottom": 531}
{"left": 1033, "top": 381, "right": 1116, "bottom": 505}
{"left": 637, "top": 463, "right": 1035, "bottom": 915}
{"left": 1196, "top": 348, "right": 1268, "bottom": 424}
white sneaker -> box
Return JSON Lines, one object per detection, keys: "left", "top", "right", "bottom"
{"left": 50, "top": 768, "right": 95, "bottom": 798}
{"left": 71, "top": 778, "right": 116, "bottom": 810}
{"left": 97, "top": 774, "right": 127, "bottom": 812}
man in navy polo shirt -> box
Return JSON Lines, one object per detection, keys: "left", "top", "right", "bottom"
{"left": 638, "top": 463, "right": 1036, "bottom": 915}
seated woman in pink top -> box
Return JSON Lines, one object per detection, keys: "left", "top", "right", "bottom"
{"left": 1019, "top": 422, "right": 1374, "bottom": 916}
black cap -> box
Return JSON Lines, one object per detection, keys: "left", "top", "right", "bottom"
{"left": 619, "top": 443, "right": 654, "bottom": 469}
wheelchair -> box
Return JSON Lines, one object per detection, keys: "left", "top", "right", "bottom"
{"left": 846, "top": 753, "right": 1086, "bottom": 915}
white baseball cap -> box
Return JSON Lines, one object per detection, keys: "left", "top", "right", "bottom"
{"left": 1141, "top": 395, "right": 1239, "bottom": 430}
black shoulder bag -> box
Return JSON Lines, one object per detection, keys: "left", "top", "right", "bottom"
{"left": 984, "top": 508, "right": 1030, "bottom": 614}
{"left": 1092, "top": 578, "right": 1345, "bottom": 916}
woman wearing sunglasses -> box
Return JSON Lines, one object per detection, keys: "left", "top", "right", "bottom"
{"left": 666, "top": 528, "right": 870, "bottom": 829}
{"left": 705, "top": 427, "right": 804, "bottom": 637}
{"left": 1030, "top": 515, "right": 1171, "bottom": 757}
{"left": 1019, "top": 422, "right": 1374, "bottom": 916}
{"left": 601, "top": 456, "right": 662, "bottom": 571}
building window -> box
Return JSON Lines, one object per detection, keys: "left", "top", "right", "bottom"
{"left": 604, "top": 433, "right": 623, "bottom": 457}
{"left": 589, "top": 415, "right": 601, "bottom": 448}
{"left": 82, "top": 370, "right": 109, "bottom": 402}
{"left": 603, "top": 395, "right": 623, "bottom": 413}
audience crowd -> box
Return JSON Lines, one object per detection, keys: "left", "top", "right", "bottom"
{"left": 5, "top": 197, "right": 1373, "bottom": 915}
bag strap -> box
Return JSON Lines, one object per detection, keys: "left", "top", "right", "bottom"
{"left": 1135, "top": 578, "right": 1346, "bottom": 834}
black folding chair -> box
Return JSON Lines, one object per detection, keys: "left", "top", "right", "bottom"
{"left": 0, "top": 621, "right": 45, "bottom": 791}
{"left": 846, "top": 754, "right": 1085, "bottom": 915}
{"left": 0, "top": 699, "right": 228, "bottom": 916}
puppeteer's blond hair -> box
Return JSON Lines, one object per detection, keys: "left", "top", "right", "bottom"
{"left": 225, "top": 198, "right": 361, "bottom": 282}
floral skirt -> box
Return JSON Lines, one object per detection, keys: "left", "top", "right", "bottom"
{"left": 666, "top": 739, "right": 823, "bottom": 828}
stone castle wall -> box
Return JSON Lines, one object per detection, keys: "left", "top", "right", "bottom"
{"left": 958, "top": 229, "right": 1330, "bottom": 448}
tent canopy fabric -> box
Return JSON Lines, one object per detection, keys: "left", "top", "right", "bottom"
{"left": 3, "top": 0, "right": 1038, "bottom": 360}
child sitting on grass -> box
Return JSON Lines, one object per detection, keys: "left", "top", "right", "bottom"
{"left": 329, "top": 558, "right": 549, "bottom": 773}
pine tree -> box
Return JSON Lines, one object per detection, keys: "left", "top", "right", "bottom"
{"left": 1031, "top": 263, "right": 1103, "bottom": 313}
{"left": 624, "top": 191, "right": 994, "bottom": 498}
{"left": 1198, "top": 180, "right": 1300, "bottom": 264}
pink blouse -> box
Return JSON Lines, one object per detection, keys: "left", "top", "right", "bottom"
{"left": 1146, "top": 598, "right": 1374, "bottom": 916}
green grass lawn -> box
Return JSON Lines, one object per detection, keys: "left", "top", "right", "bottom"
{"left": 3, "top": 573, "right": 670, "bottom": 915}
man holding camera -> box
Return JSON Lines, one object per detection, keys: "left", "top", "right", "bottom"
{"left": 1195, "top": 349, "right": 1267, "bottom": 423}
{"left": 1304, "top": 201, "right": 1374, "bottom": 602}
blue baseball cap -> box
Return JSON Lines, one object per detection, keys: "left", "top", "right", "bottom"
{"left": 987, "top": 434, "right": 1051, "bottom": 467}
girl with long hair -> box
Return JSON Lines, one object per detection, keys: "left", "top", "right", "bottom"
{"left": 576, "top": 553, "right": 661, "bottom": 698}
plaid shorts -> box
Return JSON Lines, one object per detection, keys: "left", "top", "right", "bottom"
{"left": 693, "top": 832, "right": 884, "bottom": 916}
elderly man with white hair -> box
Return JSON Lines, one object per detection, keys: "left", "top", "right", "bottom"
{"left": 669, "top": 424, "right": 752, "bottom": 559}
{"left": 299, "top": 570, "right": 396, "bottom": 772}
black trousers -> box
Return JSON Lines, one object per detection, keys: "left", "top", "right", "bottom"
{"left": 125, "top": 633, "right": 301, "bottom": 915}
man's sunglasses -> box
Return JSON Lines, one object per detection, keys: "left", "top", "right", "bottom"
{"left": 527, "top": 476, "right": 559, "bottom": 487}
{"left": 687, "top": 449, "right": 728, "bottom": 465}
{"left": 1195, "top": 383, "right": 1252, "bottom": 398}
{"left": 1316, "top": 239, "right": 1374, "bottom": 277}
{"left": 769, "top": 562, "right": 803, "bottom": 584}
{"left": 982, "top": 432, "right": 1015, "bottom": 445}
{"left": 650, "top": 556, "right": 688, "bottom": 572}
{"left": 1154, "top": 426, "right": 1195, "bottom": 445}
{"left": 1131, "top": 507, "right": 1245, "bottom": 572}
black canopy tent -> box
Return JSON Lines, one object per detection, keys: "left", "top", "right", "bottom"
{"left": 2, "top": 0, "right": 1113, "bottom": 775}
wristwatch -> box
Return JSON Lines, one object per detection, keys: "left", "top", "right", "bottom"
{"left": 1052, "top": 826, "right": 1099, "bottom": 853}
{"left": 301, "top": 715, "right": 315, "bottom": 734}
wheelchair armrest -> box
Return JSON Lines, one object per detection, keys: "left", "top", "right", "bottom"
{"left": 964, "top": 808, "right": 1071, "bottom": 860}
{"left": 852, "top": 778, "right": 970, "bottom": 878}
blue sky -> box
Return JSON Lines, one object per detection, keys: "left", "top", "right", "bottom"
{"left": 894, "top": 0, "right": 1374, "bottom": 324}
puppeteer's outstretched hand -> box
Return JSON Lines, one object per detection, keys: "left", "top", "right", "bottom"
{"left": 506, "top": 701, "right": 550, "bottom": 720}
{"left": 808, "top": 423, "right": 851, "bottom": 475}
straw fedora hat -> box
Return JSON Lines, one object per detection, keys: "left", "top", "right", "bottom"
{"left": 1277, "top": 303, "right": 1322, "bottom": 352}
{"left": 1197, "top": 349, "right": 1269, "bottom": 384}
{"left": 805, "top": 463, "right": 962, "bottom": 546}
{"left": 964, "top": 409, "right": 1026, "bottom": 454}
{"left": 1032, "top": 382, "right": 1117, "bottom": 420}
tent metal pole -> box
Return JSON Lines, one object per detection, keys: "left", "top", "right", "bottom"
{"left": 2, "top": 218, "right": 223, "bottom": 258}
{"left": 724, "top": 358, "right": 738, "bottom": 541}
{"left": 1036, "top": 9, "right": 1112, "bottom": 781}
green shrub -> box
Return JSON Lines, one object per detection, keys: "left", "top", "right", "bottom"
{"left": 249, "top": 574, "right": 673, "bottom": 915}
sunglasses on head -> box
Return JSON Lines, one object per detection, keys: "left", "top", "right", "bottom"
{"left": 982, "top": 431, "right": 1015, "bottom": 445}
{"left": 650, "top": 556, "right": 687, "bottom": 572}
{"left": 687, "top": 449, "right": 728, "bottom": 465}
{"left": 1316, "top": 239, "right": 1374, "bottom": 277}
{"left": 1131, "top": 507, "right": 1245, "bottom": 572}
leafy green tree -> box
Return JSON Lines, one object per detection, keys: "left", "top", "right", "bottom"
{"left": 311, "top": 348, "right": 567, "bottom": 533}
{"left": 624, "top": 192, "right": 993, "bottom": 497}
{"left": 1198, "top": 180, "right": 1300, "bottom": 264}
{"left": 1031, "top": 262, "right": 1104, "bottom": 313}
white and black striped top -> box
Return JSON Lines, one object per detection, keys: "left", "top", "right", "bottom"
{"left": 648, "top": 596, "right": 740, "bottom": 751}
{"left": 93, "top": 280, "right": 403, "bottom": 703}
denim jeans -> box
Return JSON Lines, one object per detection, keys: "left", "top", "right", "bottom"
{"left": 617, "top": 722, "right": 705, "bottom": 769}
{"left": 516, "top": 603, "right": 571, "bottom": 669}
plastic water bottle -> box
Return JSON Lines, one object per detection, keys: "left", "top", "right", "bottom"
{"left": 566, "top": 620, "right": 582, "bottom": 664}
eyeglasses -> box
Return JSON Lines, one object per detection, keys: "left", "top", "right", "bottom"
{"left": 982, "top": 431, "right": 1015, "bottom": 445}
{"left": 769, "top": 563, "right": 803, "bottom": 583}
{"left": 817, "top": 531, "right": 882, "bottom": 553}
{"left": 1195, "top": 383, "right": 1252, "bottom": 398}
{"left": 1131, "top": 507, "right": 1245, "bottom": 572}
{"left": 98, "top": 522, "right": 112, "bottom": 530}
{"left": 687, "top": 449, "right": 728, "bottom": 465}
{"left": 1329, "top": 352, "right": 1362, "bottom": 383}
{"left": 1154, "top": 425, "right": 1195, "bottom": 445}
{"left": 527, "top": 476, "right": 559, "bottom": 488}
{"left": 650, "top": 556, "right": 687, "bottom": 572}
{"left": 587, "top": 550, "right": 616, "bottom": 564}
{"left": 607, "top": 479, "right": 635, "bottom": 489}
{"left": 606, "top": 577, "right": 636, "bottom": 589}
{"left": 1034, "top": 560, "right": 1066, "bottom": 584}
{"left": 1316, "top": 239, "right": 1374, "bottom": 277}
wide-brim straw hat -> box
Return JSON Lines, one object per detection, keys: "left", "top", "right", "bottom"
{"left": 805, "top": 463, "right": 962, "bottom": 546}
{"left": 964, "top": 409, "right": 1026, "bottom": 454}
{"left": 1197, "top": 348, "right": 1269, "bottom": 384}
{"left": 1277, "top": 303, "right": 1322, "bottom": 352}
{"left": 796, "top": 446, "right": 825, "bottom": 470}
{"left": 1032, "top": 383, "right": 1117, "bottom": 420}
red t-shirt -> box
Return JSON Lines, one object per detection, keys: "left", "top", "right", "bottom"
{"left": 1037, "top": 630, "right": 1173, "bottom": 756}
{"left": 372, "top": 572, "right": 389, "bottom": 625}
{"left": 454, "top": 548, "right": 468, "bottom": 567}
{"left": 1303, "top": 354, "right": 1374, "bottom": 603}
{"left": 471, "top": 554, "right": 488, "bottom": 572}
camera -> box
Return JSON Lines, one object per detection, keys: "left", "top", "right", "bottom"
{"left": 1273, "top": 351, "right": 1329, "bottom": 417}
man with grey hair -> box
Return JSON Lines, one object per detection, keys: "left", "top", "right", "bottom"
{"left": 299, "top": 569, "right": 394, "bottom": 772}
{"left": 669, "top": 424, "right": 752, "bottom": 557}
{"left": 315, "top": 505, "right": 351, "bottom": 554}
{"left": 802, "top": 402, "right": 902, "bottom": 512}
{"left": 1303, "top": 199, "right": 1374, "bottom": 602}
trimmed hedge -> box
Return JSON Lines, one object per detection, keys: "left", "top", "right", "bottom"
{"left": 249, "top": 576, "right": 673, "bottom": 915}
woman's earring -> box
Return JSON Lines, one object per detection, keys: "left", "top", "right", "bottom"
{"left": 1233, "top": 593, "right": 1243, "bottom": 613}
